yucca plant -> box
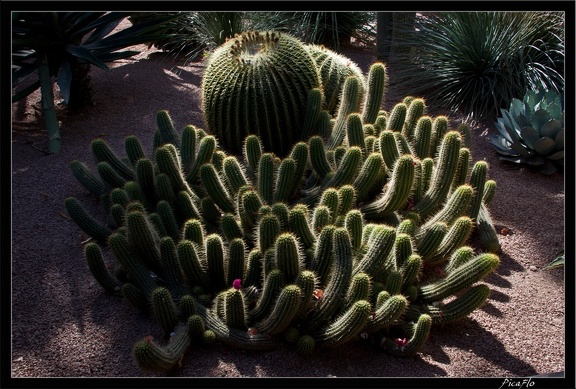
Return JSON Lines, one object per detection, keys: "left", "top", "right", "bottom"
{"left": 142, "top": 12, "right": 244, "bottom": 63}
{"left": 11, "top": 11, "right": 179, "bottom": 153}
{"left": 245, "top": 11, "right": 377, "bottom": 50}
{"left": 391, "top": 12, "right": 565, "bottom": 120}
{"left": 489, "top": 89, "right": 564, "bottom": 175}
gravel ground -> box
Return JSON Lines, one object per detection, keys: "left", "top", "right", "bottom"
{"left": 9, "top": 33, "right": 571, "bottom": 387}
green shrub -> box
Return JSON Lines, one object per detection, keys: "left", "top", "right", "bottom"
{"left": 392, "top": 12, "right": 564, "bottom": 120}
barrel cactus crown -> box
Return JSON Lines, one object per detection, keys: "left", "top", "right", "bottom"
{"left": 306, "top": 44, "right": 367, "bottom": 115}
{"left": 201, "top": 31, "right": 322, "bottom": 157}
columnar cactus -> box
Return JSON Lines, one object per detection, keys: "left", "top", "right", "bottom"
{"left": 66, "top": 34, "right": 502, "bottom": 371}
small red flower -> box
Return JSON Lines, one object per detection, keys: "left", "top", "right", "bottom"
{"left": 144, "top": 335, "right": 154, "bottom": 343}
{"left": 232, "top": 279, "right": 242, "bottom": 290}
{"left": 394, "top": 338, "right": 407, "bottom": 347}
{"left": 313, "top": 289, "right": 324, "bottom": 300}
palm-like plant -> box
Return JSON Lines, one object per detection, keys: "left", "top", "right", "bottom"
{"left": 130, "top": 12, "right": 244, "bottom": 63}
{"left": 391, "top": 12, "right": 564, "bottom": 120}
{"left": 12, "top": 12, "right": 179, "bottom": 153}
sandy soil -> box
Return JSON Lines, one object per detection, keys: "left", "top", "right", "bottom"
{"left": 9, "top": 34, "right": 570, "bottom": 386}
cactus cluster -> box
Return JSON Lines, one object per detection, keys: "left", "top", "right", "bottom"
{"left": 66, "top": 36, "right": 501, "bottom": 373}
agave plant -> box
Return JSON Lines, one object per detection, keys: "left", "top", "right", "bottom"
{"left": 11, "top": 11, "right": 179, "bottom": 153}
{"left": 489, "top": 89, "right": 564, "bottom": 175}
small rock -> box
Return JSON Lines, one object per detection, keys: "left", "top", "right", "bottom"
{"left": 529, "top": 265, "right": 538, "bottom": 271}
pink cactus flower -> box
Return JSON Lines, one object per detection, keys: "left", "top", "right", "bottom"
{"left": 232, "top": 279, "right": 242, "bottom": 290}
{"left": 394, "top": 338, "right": 407, "bottom": 347}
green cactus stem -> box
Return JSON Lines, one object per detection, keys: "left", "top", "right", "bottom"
{"left": 327, "top": 76, "right": 362, "bottom": 149}
{"left": 482, "top": 180, "right": 496, "bottom": 205}
{"left": 256, "top": 284, "right": 302, "bottom": 335}
{"left": 384, "top": 269, "right": 403, "bottom": 295}
{"left": 305, "top": 227, "right": 353, "bottom": 329}
{"left": 177, "top": 240, "right": 212, "bottom": 293}
{"left": 187, "top": 314, "right": 205, "bottom": 339}
{"left": 311, "top": 224, "right": 336, "bottom": 287}
{"left": 125, "top": 209, "right": 161, "bottom": 270}
{"left": 415, "top": 221, "right": 448, "bottom": 260}
{"left": 361, "top": 154, "right": 416, "bottom": 219}
{"left": 274, "top": 157, "right": 297, "bottom": 203}
{"left": 444, "top": 246, "right": 475, "bottom": 274}
{"left": 84, "top": 242, "right": 121, "bottom": 294}
{"left": 151, "top": 286, "right": 179, "bottom": 335}
{"left": 421, "top": 185, "right": 474, "bottom": 231}
{"left": 222, "top": 156, "right": 250, "bottom": 198}
{"left": 413, "top": 131, "right": 462, "bottom": 218}
{"left": 407, "top": 284, "right": 490, "bottom": 325}
{"left": 289, "top": 205, "right": 315, "bottom": 250}
{"left": 386, "top": 103, "right": 408, "bottom": 132}
{"left": 296, "top": 270, "right": 317, "bottom": 316}
{"left": 200, "top": 164, "right": 235, "bottom": 214}
{"left": 156, "top": 200, "right": 180, "bottom": 241}
{"left": 124, "top": 135, "right": 146, "bottom": 168}
{"left": 430, "top": 116, "right": 449, "bottom": 157}
{"left": 344, "top": 272, "right": 371, "bottom": 309}
{"left": 394, "top": 233, "right": 414, "bottom": 269}
{"left": 155, "top": 145, "right": 192, "bottom": 198}
{"left": 227, "top": 238, "right": 246, "bottom": 285}
{"left": 401, "top": 254, "right": 422, "bottom": 291}
{"left": 353, "top": 225, "right": 396, "bottom": 277}
{"left": 108, "top": 232, "right": 157, "bottom": 297}
{"left": 97, "top": 161, "right": 127, "bottom": 189}
{"left": 307, "top": 44, "right": 365, "bottom": 116}
{"left": 224, "top": 288, "right": 247, "bottom": 330}
{"left": 179, "top": 294, "right": 196, "bottom": 319}
{"left": 466, "top": 161, "right": 488, "bottom": 222}
{"left": 344, "top": 209, "right": 364, "bottom": 251}
{"left": 121, "top": 283, "right": 149, "bottom": 312}
{"left": 180, "top": 125, "right": 197, "bottom": 172}
{"left": 205, "top": 234, "right": 228, "bottom": 291}
{"left": 418, "top": 253, "right": 499, "bottom": 302}
{"left": 314, "top": 300, "right": 371, "bottom": 347}
{"left": 243, "top": 135, "right": 263, "bottom": 180}
{"left": 353, "top": 152, "right": 386, "bottom": 202}
{"left": 91, "top": 138, "right": 135, "bottom": 181}
{"left": 70, "top": 160, "right": 107, "bottom": 197}
{"left": 132, "top": 322, "right": 191, "bottom": 372}
{"left": 309, "top": 136, "right": 332, "bottom": 179}
{"left": 258, "top": 213, "right": 281, "bottom": 254}
{"left": 425, "top": 216, "right": 474, "bottom": 265}
{"left": 381, "top": 313, "right": 432, "bottom": 357}
{"left": 257, "top": 153, "right": 275, "bottom": 205}
{"left": 185, "top": 135, "right": 216, "bottom": 185}
{"left": 155, "top": 173, "right": 176, "bottom": 204}
{"left": 296, "top": 334, "right": 316, "bottom": 355}
{"left": 156, "top": 110, "right": 181, "bottom": 148}
{"left": 65, "top": 197, "right": 112, "bottom": 243}
{"left": 363, "top": 294, "right": 408, "bottom": 333}
{"left": 181, "top": 219, "right": 205, "bottom": 246}
{"left": 301, "top": 88, "right": 323, "bottom": 140}
{"left": 361, "top": 62, "right": 387, "bottom": 125}
{"left": 413, "top": 116, "right": 433, "bottom": 160}
{"left": 402, "top": 98, "right": 426, "bottom": 142}
{"left": 175, "top": 190, "right": 202, "bottom": 226}
{"left": 477, "top": 203, "right": 501, "bottom": 253}
{"left": 248, "top": 269, "right": 284, "bottom": 322}
{"left": 159, "top": 237, "right": 189, "bottom": 300}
